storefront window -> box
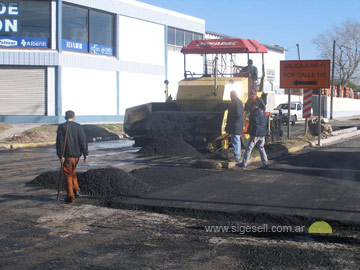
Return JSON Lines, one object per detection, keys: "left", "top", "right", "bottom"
{"left": 62, "top": 4, "right": 88, "bottom": 52}
{"left": 89, "top": 10, "right": 114, "bottom": 56}
{"left": 62, "top": 4, "right": 115, "bottom": 56}
{"left": 0, "top": 0, "right": 51, "bottom": 48}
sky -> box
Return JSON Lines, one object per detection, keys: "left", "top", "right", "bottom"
{"left": 138, "top": 0, "right": 360, "bottom": 60}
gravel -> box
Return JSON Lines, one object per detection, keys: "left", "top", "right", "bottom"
{"left": 27, "top": 167, "right": 155, "bottom": 197}
{"left": 133, "top": 111, "right": 205, "bottom": 157}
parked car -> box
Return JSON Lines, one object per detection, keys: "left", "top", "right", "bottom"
{"left": 273, "top": 102, "right": 303, "bottom": 121}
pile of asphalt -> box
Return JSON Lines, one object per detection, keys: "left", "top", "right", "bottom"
{"left": 134, "top": 112, "right": 203, "bottom": 157}
{"left": 27, "top": 167, "right": 155, "bottom": 197}
{"left": 139, "top": 136, "right": 201, "bottom": 157}
{"left": 27, "top": 166, "right": 219, "bottom": 198}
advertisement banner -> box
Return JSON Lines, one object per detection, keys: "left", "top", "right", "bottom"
{"left": 90, "top": 43, "right": 113, "bottom": 56}
{"left": 0, "top": 36, "right": 49, "bottom": 48}
{"left": 62, "top": 39, "right": 88, "bottom": 53}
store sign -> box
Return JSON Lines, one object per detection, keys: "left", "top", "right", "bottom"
{"left": 0, "top": 36, "right": 49, "bottom": 48}
{"left": 90, "top": 43, "right": 113, "bottom": 56}
{"left": 0, "top": 1, "right": 19, "bottom": 33}
{"left": 62, "top": 39, "right": 88, "bottom": 52}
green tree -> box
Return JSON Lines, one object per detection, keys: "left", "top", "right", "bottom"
{"left": 313, "top": 19, "right": 360, "bottom": 86}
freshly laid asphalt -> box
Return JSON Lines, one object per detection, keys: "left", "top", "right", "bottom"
{"left": 117, "top": 136, "right": 360, "bottom": 223}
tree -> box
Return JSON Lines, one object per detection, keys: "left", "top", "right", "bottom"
{"left": 313, "top": 19, "right": 360, "bottom": 86}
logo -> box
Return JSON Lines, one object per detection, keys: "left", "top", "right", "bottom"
{"left": 198, "top": 41, "right": 238, "bottom": 47}
{"left": 308, "top": 221, "right": 333, "bottom": 234}
{"left": 66, "top": 41, "right": 83, "bottom": 50}
{"left": 0, "top": 38, "right": 17, "bottom": 47}
{"left": 90, "top": 44, "right": 100, "bottom": 54}
{"left": 21, "top": 39, "right": 26, "bottom": 47}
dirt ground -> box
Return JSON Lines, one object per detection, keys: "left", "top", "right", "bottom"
{"left": 1, "top": 140, "right": 359, "bottom": 269}
{"left": 0, "top": 123, "right": 124, "bottom": 145}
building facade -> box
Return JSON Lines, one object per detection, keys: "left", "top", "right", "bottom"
{"left": 0, "top": 0, "right": 285, "bottom": 124}
{"left": 0, "top": 0, "right": 204, "bottom": 123}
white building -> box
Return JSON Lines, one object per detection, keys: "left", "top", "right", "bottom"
{"left": 0, "top": 0, "right": 285, "bottom": 123}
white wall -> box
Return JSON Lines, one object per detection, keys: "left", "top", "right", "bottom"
{"left": 47, "top": 67, "right": 56, "bottom": 116}
{"left": 62, "top": 67, "right": 117, "bottom": 115}
{"left": 119, "top": 72, "right": 165, "bottom": 114}
{"left": 119, "top": 16, "right": 165, "bottom": 66}
{"left": 266, "top": 93, "right": 303, "bottom": 112}
{"left": 325, "top": 97, "right": 360, "bottom": 118}
{"left": 264, "top": 48, "right": 285, "bottom": 93}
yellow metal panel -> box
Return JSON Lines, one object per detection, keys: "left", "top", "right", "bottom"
{"left": 177, "top": 76, "right": 249, "bottom": 102}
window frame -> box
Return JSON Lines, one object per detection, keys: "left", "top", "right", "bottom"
{"left": 62, "top": 2, "right": 116, "bottom": 57}
{"left": 167, "top": 26, "right": 203, "bottom": 48}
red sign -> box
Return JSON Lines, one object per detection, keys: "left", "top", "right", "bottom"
{"left": 280, "top": 60, "right": 331, "bottom": 89}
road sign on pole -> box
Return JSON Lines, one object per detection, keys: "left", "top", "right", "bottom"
{"left": 280, "top": 60, "right": 331, "bottom": 89}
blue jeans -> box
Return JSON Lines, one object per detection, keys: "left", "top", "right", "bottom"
{"left": 231, "top": 134, "right": 241, "bottom": 159}
{"left": 242, "top": 135, "right": 268, "bottom": 166}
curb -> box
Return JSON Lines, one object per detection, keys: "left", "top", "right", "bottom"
{"left": 0, "top": 141, "right": 56, "bottom": 150}
{"left": 311, "top": 129, "right": 360, "bottom": 147}
{"left": 196, "top": 126, "right": 360, "bottom": 170}
{"left": 0, "top": 136, "right": 123, "bottom": 150}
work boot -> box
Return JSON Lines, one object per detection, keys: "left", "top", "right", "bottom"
{"left": 64, "top": 197, "right": 75, "bottom": 203}
{"left": 74, "top": 190, "right": 81, "bottom": 198}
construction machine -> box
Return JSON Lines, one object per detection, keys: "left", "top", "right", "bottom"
{"left": 124, "top": 38, "right": 282, "bottom": 152}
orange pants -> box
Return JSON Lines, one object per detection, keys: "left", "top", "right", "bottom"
{"left": 63, "top": 157, "right": 80, "bottom": 199}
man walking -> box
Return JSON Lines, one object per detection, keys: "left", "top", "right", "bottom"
{"left": 225, "top": 91, "right": 244, "bottom": 162}
{"left": 56, "top": 110, "right": 88, "bottom": 203}
{"left": 240, "top": 98, "right": 268, "bottom": 168}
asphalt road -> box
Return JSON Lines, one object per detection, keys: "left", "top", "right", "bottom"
{"left": 0, "top": 136, "right": 360, "bottom": 269}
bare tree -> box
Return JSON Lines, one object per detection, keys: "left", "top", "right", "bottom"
{"left": 313, "top": 19, "right": 360, "bottom": 86}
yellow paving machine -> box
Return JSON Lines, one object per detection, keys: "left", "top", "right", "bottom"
{"left": 124, "top": 38, "right": 282, "bottom": 151}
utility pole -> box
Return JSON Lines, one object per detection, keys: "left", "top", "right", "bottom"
{"left": 330, "top": 40, "right": 336, "bottom": 120}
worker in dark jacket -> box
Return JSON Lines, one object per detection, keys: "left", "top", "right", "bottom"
{"left": 56, "top": 110, "right": 88, "bottom": 203}
{"left": 225, "top": 91, "right": 244, "bottom": 161}
{"left": 240, "top": 98, "right": 268, "bottom": 168}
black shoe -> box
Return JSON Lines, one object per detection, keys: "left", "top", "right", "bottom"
{"left": 64, "top": 197, "right": 75, "bottom": 203}
{"left": 238, "top": 163, "right": 246, "bottom": 170}
{"left": 74, "top": 190, "right": 81, "bottom": 198}
{"left": 228, "top": 158, "right": 241, "bottom": 163}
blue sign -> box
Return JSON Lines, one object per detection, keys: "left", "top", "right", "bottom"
{"left": 90, "top": 43, "right": 113, "bottom": 56}
{"left": 0, "top": 36, "right": 49, "bottom": 48}
{"left": 62, "top": 39, "right": 88, "bottom": 52}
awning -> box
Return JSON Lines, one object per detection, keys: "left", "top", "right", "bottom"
{"left": 181, "top": 38, "right": 268, "bottom": 55}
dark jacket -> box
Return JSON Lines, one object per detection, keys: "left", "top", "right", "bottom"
{"left": 56, "top": 121, "right": 88, "bottom": 159}
{"left": 248, "top": 108, "right": 267, "bottom": 137}
{"left": 225, "top": 97, "right": 244, "bottom": 135}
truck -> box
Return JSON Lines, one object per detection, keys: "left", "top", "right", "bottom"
{"left": 124, "top": 38, "right": 282, "bottom": 152}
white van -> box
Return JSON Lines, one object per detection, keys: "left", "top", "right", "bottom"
{"left": 274, "top": 102, "right": 303, "bottom": 122}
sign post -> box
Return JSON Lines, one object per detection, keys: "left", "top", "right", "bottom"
{"left": 280, "top": 60, "right": 330, "bottom": 145}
